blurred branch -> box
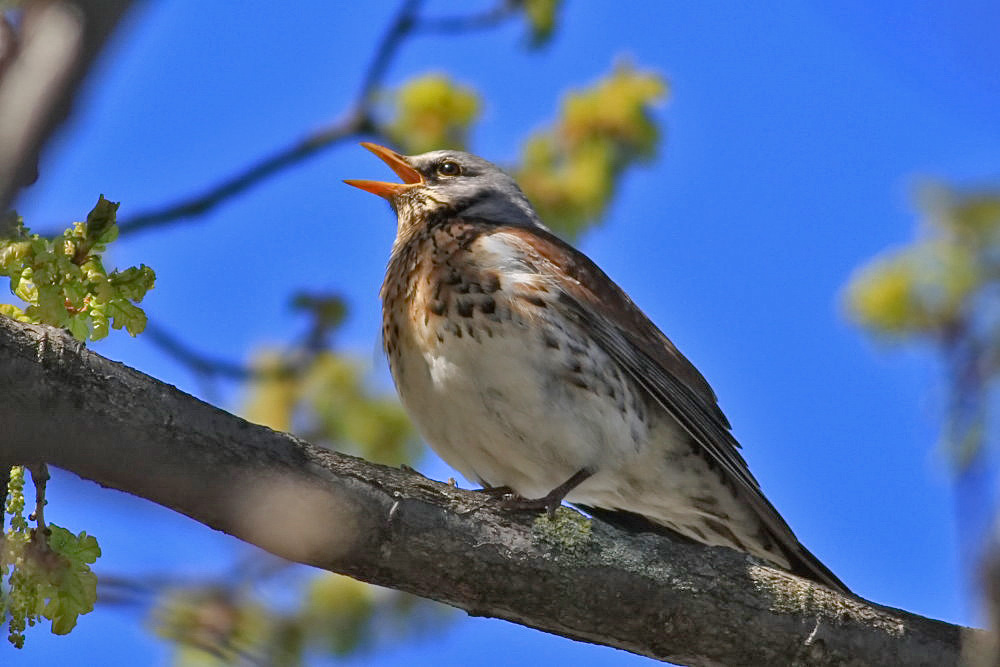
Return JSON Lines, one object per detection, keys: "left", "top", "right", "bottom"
{"left": 140, "top": 319, "right": 303, "bottom": 406}
{"left": 116, "top": 112, "right": 377, "bottom": 235}
{"left": 354, "top": 0, "right": 421, "bottom": 109}
{"left": 0, "top": 317, "right": 973, "bottom": 666}
{"left": 97, "top": 552, "right": 294, "bottom": 607}
{"left": 141, "top": 291, "right": 343, "bottom": 384}
{"left": 0, "top": 0, "right": 133, "bottom": 211}
{"left": 846, "top": 183, "right": 1000, "bottom": 472}
{"left": 98, "top": 572, "right": 186, "bottom": 606}
{"left": 142, "top": 320, "right": 264, "bottom": 381}
{"left": 415, "top": 1, "right": 519, "bottom": 33}
{"left": 116, "top": 0, "right": 422, "bottom": 236}
{"left": 117, "top": 0, "right": 521, "bottom": 236}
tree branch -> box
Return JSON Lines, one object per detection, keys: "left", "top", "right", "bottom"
{"left": 115, "top": 0, "right": 527, "bottom": 237}
{"left": 414, "top": 1, "right": 519, "bottom": 34}
{"left": 141, "top": 320, "right": 274, "bottom": 381}
{"left": 115, "top": 0, "right": 427, "bottom": 236}
{"left": 0, "top": 316, "right": 973, "bottom": 665}
{"left": 0, "top": 0, "right": 133, "bottom": 211}
{"left": 115, "top": 113, "right": 375, "bottom": 235}
{"left": 354, "top": 0, "right": 421, "bottom": 109}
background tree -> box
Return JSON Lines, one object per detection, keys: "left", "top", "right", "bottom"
{"left": 847, "top": 183, "right": 1000, "bottom": 661}
{"left": 2, "top": 1, "right": 998, "bottom": 664}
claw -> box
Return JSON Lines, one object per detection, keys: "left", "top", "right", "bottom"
{"left": 501, "top": 494, "right": 562, "bottom": 518}
{"left": 475, "top": 484, "right": 516, "bottom": 498}
{"left": 495, "top": 469, "right": 593, "bottom": 519}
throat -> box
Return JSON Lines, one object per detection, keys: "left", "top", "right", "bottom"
{"left": 381, "top": 219, "right": 500, "bottom": 363}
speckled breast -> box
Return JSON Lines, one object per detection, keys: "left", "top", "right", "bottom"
{"left": 379, "top": 220, "right": 649, "bottom": 496}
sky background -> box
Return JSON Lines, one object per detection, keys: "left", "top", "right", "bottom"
{"left": 4, "top": 0, "right": 1000, "bottom": 664}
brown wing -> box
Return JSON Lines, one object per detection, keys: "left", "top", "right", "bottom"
{"left": 504, "top": 224, "right": 849, "bottom": 594}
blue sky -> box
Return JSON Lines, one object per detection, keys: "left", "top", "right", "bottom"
{"left": 5, "top": 1, "right": 1000, "bottom": 664}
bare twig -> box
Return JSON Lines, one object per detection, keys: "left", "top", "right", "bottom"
{"left": 116, "top": 113, "right": 377, "bottom": 235}
{"left": 26, "top": 461, "right": 49, "bottom": 533}
{"left": 117, "top": 0, "right": 525, "bottom": 237}
{"left": 98, "top": 552, "right": 295, "bottom": 608}
{"left": 143, "top": 288, "right": 345, "bottom": 383}
{"left": 116, "top": 0, "right": 429, "bottom": 236}
{"left": 142, "top": 320, "right": 276, "bottom": 382}
{"left": 353, "top": 0, "right": 421, "bottom": 109}
{"left": 415, "top": 0, "right": 519, "bottom": 33}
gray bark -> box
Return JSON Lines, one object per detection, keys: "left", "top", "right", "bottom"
{"left": 0, "top": 316, "right": 975, "bottom": 665}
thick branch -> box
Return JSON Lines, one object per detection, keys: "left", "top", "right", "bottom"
{"left": 0, "top": 316, "right": 971, "bottom": 665}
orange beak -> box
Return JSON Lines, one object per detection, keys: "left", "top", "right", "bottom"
{"left": 343, "top": 142, "right": 423, "bottom": 199}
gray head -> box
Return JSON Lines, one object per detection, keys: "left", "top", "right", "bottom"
{"left": 345, "top": 143, "right": 545, "bottom": 231}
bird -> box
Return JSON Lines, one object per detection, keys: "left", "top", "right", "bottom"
{"left": 345, "top": 142, "right": 848, "bottom": 594}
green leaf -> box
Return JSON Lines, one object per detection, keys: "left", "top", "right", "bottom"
{"left": 66, "top": 316, "right": 90, "bottom": 341}
{"left": 107, "top": 299, "right": 148, "bottom": 336}
{"left": 109, "top": 264, "right": 156, "bottom": 302}
{"left": 0, "top": 240, "right": 31, "bottom": 269}
{"left": 84, "top": 195, "right": 120, "bottom": 243}
{"left": 29, "top": 286, "right": 70, "bottom": 327}
{"left": 0, "top": 198, "right": 154, "bottom": 342}
{"left": 42, "top": 525, "right": 101, "bottom": 635}
{"left": 522, "top": 0, "right": 561, "bottom": 47}
{"left": 515, "top": 61, "right": 667, "bottom": 236}
{"left": 89, "top": 307, "right": 109, "bottom": 340}
{"left": 0, "top": 303, "right": 29, "bottom": 322}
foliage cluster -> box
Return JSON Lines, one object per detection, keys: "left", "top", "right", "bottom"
{"left": 387, "top": 62, "right": 666, "bottom": 238}
{"left": 0, "top": 196, "right": 154, "bottom": 341}
{"left": 2, "top": 467, "right": 101, "bottom": 648}
{"left": 846, "top": 185, "right": 1000, "bottom": 466}
{"left": 0, "top": 195, "right": 150, "bottom": 648}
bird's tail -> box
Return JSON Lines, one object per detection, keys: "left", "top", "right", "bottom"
{"left": 575, "top": 504, "right": 851, "bottom": 596}
{"left": 774, "top": 533, "right": 850, "bottom": 595}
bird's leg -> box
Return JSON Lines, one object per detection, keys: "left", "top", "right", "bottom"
{"left": 501, "top": 469, "right": 593, "bottom": 518}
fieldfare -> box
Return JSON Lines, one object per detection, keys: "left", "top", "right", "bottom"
{"left": 346, "top": 142, "right": 848, "bottom": 594}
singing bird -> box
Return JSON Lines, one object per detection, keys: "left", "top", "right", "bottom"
{"left": 346, "top": 142, "right": 847, "bottom": 594}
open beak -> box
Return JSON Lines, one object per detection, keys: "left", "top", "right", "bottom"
{"left": 343, "top": 142, "right": 423, "bottom": 199}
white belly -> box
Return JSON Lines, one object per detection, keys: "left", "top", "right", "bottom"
{"left": 392, "top": 312, "right": 649, "bottom": 499}
{"left": 390, "top": 310, "right": 775, "bottom": 561}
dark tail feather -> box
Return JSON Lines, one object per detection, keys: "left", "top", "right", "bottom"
{"left": 573, "top": 504, "right": 851, "bottom": 596}
{"left": 573, "top": 504, "right": 699, "bottom": 544}
{"left": 780, "top": 539, "right": 851, "bottom": 596}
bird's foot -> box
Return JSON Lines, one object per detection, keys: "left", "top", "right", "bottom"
{"left": 501, "top": 493, "right": 563, "bottom": 518}
{"left": 498, "top": 469, "right": 594, "bottom": 519}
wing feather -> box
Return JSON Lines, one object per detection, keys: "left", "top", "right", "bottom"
{"left": 502, "top": 225, "right": 849, "bottom": 593}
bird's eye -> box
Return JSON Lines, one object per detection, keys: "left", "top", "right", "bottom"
{"left": 437, "top": 161, "right": 461, "bottom": 177}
